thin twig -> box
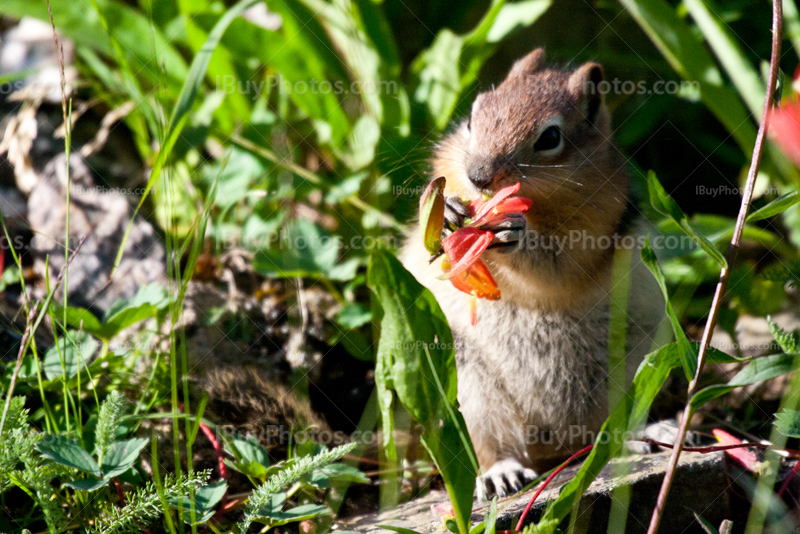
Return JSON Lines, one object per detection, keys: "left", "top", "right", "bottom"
{"left": 641, "top": 438, "right": 800, "bottom": 457}
{"left": 646, "top": 2, "right": 784, "bottom": 532}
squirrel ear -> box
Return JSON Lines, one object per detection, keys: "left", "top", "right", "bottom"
{"left": 508, "top": 48, "right": 546, "bottom": 77}
{"left": 569, "top": 62, "right": 604, "bottom": 125}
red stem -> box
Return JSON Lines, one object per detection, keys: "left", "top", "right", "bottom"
{"left": 515, "top": 444, "right": 594, "bottom": 531}
{"left": 641, "top": 438, "right": 800, "bottom": 457}
{"left": 114, "top": 477, "right": 126, "bottom": 505}
{"left": 199, "top": 422, "right": 228, "bottom": 515}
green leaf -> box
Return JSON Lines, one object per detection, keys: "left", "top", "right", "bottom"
{"left": 37, "top": 436, "right": 101, "bottom": 476}
{"left": 101, "top": 304, "right": 158, "bottom": 339}
{"left": 101, "top": 437, "right": 149, "bottom": 478}
{"left": 485, "top": 497, "right": 498, "bottom": 534}
{"left": 64, "top": 477, "right": 111, "bottom": 492}
{"left": 368, "top": 249, "right": 477, "bottom": 534}
{"left": 690, "top": 353, "right": 797, "bottom": 409}
{"left": 310, "top": 463, "right": 370, "bottom": 487}
{"left": 682, "top": 0, "right": 765, "bottom": 118}
{"left": 50, "top": 305, "right": 104, "bottom": 337}
{"left": 647, "top": 171, "right": 726, "bottom": 268}
{"left": 225, "top": 459, "right": 268, "bottom": 480}
{"left": 256, "top": 0, "right": 352, "bottom": 145}
{"left": 640, "top": 239, "right": 696, "bottom": 380}
{"left": 378, "top": 527, "right": 425, "bottom": 534}
{"left": 255, "top": 503, "right": 330, "bottom": 527}
{"left": 254, "top": 219, "right": 357, "bottom": 281}
{"left": 171, "top": 480, "right": 228, "bottom": 524}
{"left": 411, "top": 0, "right": 552, "bottom": 130}
{"left": 485, "top": 0, "right": 553, "bottom": 43}
{"left": 768, "top": 317, "right": 800, "bottom": 355}
{"left": 336, "top": 303, "right": 372, "bottom": 329}
{"left": 43, "top": 331, "right": 98, "bottom": 381}
{"left": 230, "top": 435, "right": 270, "bottom": 467}
{"left": 774, "top": 409, "right": 800, "bottom": 439}
{"left": 747, "top": 192, "right": 800, "bottom": 223}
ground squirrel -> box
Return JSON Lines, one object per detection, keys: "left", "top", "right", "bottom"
{"left": 402, "top": 49, "right": 664, "bottom": 500}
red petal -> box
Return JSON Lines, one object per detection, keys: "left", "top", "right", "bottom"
{"left": 472, "top": 183, "right": 522, "bottom": 222}
{"left": 449, "top": 259, "right": 501, "bottom": 300}
{"left": 712, "top": 429, "right": 761, "bottom": 473}
{"left": 770, "top": 101, "right": 800, "bottom": 167}
{"left": 440, "top": 228, "right": 493, "bottom": 279}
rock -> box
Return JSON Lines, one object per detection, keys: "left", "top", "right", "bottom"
{"left": 0, "top": 17, "right": 76, "bottom": 104}
{"left": 27, "top": 153, "right": 166, "bottom": 313}
{"left": 339, "top": 451, "right": 732, "bottom": 534}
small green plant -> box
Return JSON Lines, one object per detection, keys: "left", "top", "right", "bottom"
{"left": 36, "top": 391, "right": 149, "bottom": 492}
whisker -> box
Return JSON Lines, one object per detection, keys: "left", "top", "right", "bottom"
{"left": 515, "top": 164, "right": 581, "bottom": 168}
{"left": 519, "top": 172, "right": 584, "bottom": 188}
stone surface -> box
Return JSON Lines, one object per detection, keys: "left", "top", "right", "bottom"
{"left": 339, "top": 450, "right": 731, "bottom": 534}
{"left": 27, "top": 153, "right": 166, "bottom": 313}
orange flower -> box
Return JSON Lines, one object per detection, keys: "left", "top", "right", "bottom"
{"left": 439, "top": 227, "right": 493, "bottom": 280}
{"left": 418, "top": 179, "right": 530, "bottom": 324}
{"left": 448, "top": 259, "right": 501, "bottom": 301}
{"left": 470, "top": 182, "right": 533, "bottom": 225}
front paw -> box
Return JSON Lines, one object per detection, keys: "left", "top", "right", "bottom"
{"left": 443, "top": 196, "right": 470, "bottom": 233}
{"left": 484, "top": 213, "right": 527, "bottom": 254}
{"left": 476, "top": 459, "right": 538, "bottom": 501}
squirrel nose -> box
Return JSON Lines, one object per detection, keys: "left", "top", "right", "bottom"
{"left": 467, "top": 159, "right": 497, "bottom": 188}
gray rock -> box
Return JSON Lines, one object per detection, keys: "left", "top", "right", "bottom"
{"left": 340, "top": 451, "right": 732, "bottom": 534}
{"left": 28, "top": 153, "right": 166, "bottom": 313}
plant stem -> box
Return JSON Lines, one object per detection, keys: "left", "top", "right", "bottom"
{"left": 646, "top": 2, "right": 783, "bottom": 532}
{"left": 515, "top": 445, "right": 594, "bottom": 531}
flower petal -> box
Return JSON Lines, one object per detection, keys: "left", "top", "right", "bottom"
{"left": 472, "top": 183, "right": 524, "bottom": 222}
{"left": 439, "top": 227, "right": 493, "bottom": 279}
{"left": 712, "top": 429, "right": 763, "bottom": 473}
{"left": 419, "top": 176, "right": 447, "bottom": 254}
{"left": 449, "top": 259, "right": 501, "bottom": 301}
{"left": 770, "top": 101, "right": 800, "bottom": 167}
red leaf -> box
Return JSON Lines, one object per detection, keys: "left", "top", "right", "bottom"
{"left": 440, "top": 227, "right": 493, "bottom": 279}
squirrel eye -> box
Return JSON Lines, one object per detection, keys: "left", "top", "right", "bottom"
{"left": 533, "top": 126, "right": 562, "bottom": 152}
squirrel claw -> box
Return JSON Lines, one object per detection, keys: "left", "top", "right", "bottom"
{"left": 485, "top": 213, "right": 527, "bottom": 253}
{"left": 477, "top": 459, "right": 537, "bottom": 501}
{"left": 444, "top": 196, "right": 470, "bottom": 231}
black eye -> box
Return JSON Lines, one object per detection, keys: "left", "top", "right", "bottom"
{"left": 467, "top": 115, "right": 472, "bottom": 131}
{"left": 533, "top": 126, "right": 562, "bottom": 152}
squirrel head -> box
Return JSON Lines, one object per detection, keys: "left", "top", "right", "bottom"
{"left": 438, "top": 48, "right": 629, "bottom": 236}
